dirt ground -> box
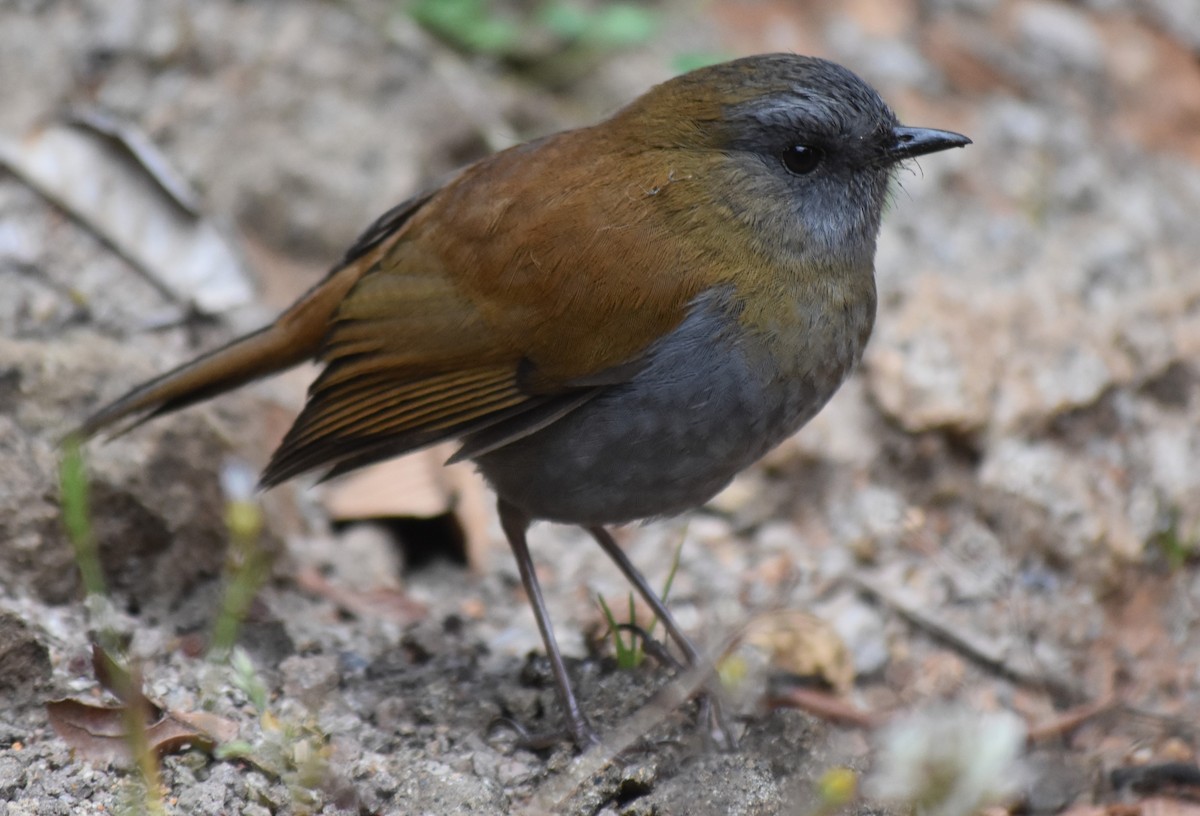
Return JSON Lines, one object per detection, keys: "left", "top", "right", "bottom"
{"left": 2, "top": 1, "right": 1200, "bottom": 814}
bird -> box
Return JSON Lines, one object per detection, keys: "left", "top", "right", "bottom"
{"left": 74, "top": 53, "right": 970, "bottom": 749}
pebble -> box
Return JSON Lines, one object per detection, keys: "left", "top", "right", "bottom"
{"left": 816, "top": 592, "right": 891, "bottom": 677}
{"left": 0, "top": 754, "right": 27, "bottom": 800}
{"left": 1014, "top": 2, "right": 1106, "bottom": 74}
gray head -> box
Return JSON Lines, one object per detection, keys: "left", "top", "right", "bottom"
{"left": 623, "top": 53, "right": 970, "bottom": 265}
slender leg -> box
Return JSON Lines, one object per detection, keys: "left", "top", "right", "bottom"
{"left": 587, "top": 525, "right": 737, "bottom": 749}
{"left": 499, "top": 500, "right": 599, "bottom": 749}
{"left": 587, "top": 526, "right": 703, "bottom": 665}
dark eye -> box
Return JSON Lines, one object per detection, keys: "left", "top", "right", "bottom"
{"left": 781, "top": 144, "right": 823, "bottom": 175}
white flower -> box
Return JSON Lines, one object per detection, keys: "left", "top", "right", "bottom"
{"left": 867, "top": 705, "right": 1026, "bottom": 816}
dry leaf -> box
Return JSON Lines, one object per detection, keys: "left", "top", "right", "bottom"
{"left": 766, "top": 686, "right": 878, "bottom": 729}
{"left": 170, "top": 709, "right": 240, "bottom": 745}
{"left": 1140, "top": 797, "right": 1200, "bottom": 816}
{"left": 744, "top": 610, "right": 855, "bottom": 693}
{"left": 0, "top": 117, "right": 253, "bottom": 314}
{"left": 320, "top": 445, "right": 495, "bottom": 570}
{"left": 69, "top": 108, "right": 203, "bottom": 214}
{"left": 46, "top": 698, "right": 215, "bottom": 766}
{"left": 48, "top": 644, "right": 234, "bottom": 765}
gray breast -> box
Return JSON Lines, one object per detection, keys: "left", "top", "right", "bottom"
{"left": 471, "top": 288, "right": 862, "bottom": 526}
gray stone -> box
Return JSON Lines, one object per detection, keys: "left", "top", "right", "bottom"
{"left": 0, "top": 755, "right": 27, "bottom": 800}
{"left": 281, "top": 654, "right": 342, "bottom": 711}
{"left": 1014, "top": 2, "right": 1105, "bottom": 74}
{"left": 817, "top": 592, "right": 890, "bottom": 677}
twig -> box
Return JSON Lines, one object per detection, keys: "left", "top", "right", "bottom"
{"left": 1026, "top": 695, "right": 1117, "bottom": 744}
{"left": 765, "top": 686, "right": 880, "bottom": 730}
{"left": 849, "top": 574, "right": 1084, "bottom": 703}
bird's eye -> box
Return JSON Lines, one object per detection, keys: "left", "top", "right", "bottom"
{"left": 781, "top": 144, "right": 823, "bottom": 175}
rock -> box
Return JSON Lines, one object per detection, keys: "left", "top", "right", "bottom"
{"left": 281, "top": 653, "right": 341, "bottom": 711}
{"left": 1143, "top": 0, "right": 1200, "bottom": 51}
{"left": 0, "top": 753, "right": 27, "bottom": 800}
{"left": 324, "top": 522, "right": 405, "bottom": 593}
{"left": 0, "top": 611, "right": 51, "bottom": 699}
{"left": 173, "top": 762, "right": 244, "bottom": 815}
{"left": 815, "top": 592, "right": 890, "bottom": 678}
{"left": 1014, "top": 2, "right": 1105, "bottom": 75}
{"left": 978, "top": 436, "right": 1149, "bottom": 564}
{"left": 640, "top": 754, "right": 784, "bottom": 816}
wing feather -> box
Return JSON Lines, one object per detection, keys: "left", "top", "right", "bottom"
{"left": 261, "top": 366, "right": 533, "bottom": 486}
{"left": 260, "top": 130, "right": 717, "bottom": 486}
{"left": 283, "top": 367, "right": 504, "bottom": 443}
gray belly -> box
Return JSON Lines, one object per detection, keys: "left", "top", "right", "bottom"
{"left": 471, "top": 292, "right": 861, "bottom": 525}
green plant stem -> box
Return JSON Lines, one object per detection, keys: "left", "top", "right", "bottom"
{"left": 59, "top": 437, "right": 107, "bottom": 597}
{"left": 208, "top": 500, "right": 269, "bottom": 661}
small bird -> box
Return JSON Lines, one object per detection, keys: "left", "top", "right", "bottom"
{"left": 76, "top": 53, "right": 969, "bottom": 748}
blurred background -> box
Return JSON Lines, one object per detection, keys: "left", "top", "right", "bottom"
{"left": 1, "top": 1, "right": 1199, "bottom": 814}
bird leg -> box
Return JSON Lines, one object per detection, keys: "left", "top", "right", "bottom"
{"left": 586, "top": 525, "right": 738, "bottom": 750}
{"left": 498, "top": 500, "right": 600, "bottom": 749}
{"left": 615, "top": 623, "right": 686, "bottom": 671}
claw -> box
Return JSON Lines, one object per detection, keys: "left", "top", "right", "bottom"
{"left": 486, "top": 715, "right": 600, "bottom": 751}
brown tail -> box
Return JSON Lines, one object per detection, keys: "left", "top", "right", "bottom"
{"left": 74, "top": 264, "right": 362, "bottom": 440}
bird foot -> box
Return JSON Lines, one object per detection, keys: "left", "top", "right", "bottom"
{"left": 487, "top": 715, "right": 601, "bottom": 752}
{"left": 614, "top": 623, "right": 739, "bottom": 751}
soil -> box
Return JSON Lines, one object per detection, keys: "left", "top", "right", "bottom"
{"left": 2, "top": 1, "right": 1199, "bottom": 814}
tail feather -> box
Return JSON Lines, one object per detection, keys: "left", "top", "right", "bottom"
{"left": 75, "top": 324, "right": 306, "bottom": 439}
{"left": 74, "top": 263, "right": 362, "bottom": 440}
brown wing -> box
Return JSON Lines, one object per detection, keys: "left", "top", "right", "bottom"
{"left": 262, "top": 127, "right": 724, "bottom": 485}
{"left": 259, "top": 259, "right": 560, "bottom": 485}
{"left": 262, "top": 366, "right": 560, "bottom": 485}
